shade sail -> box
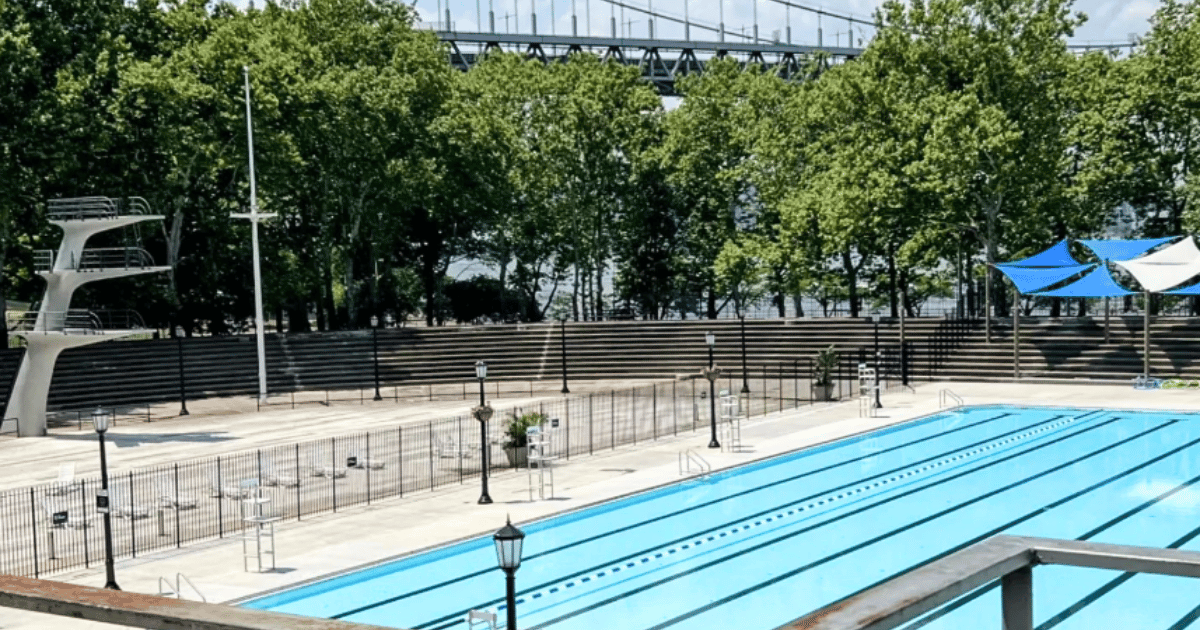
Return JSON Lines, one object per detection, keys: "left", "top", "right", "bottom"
{"left": 1033, "top": 265, "right": 1136, "bottom": 297}
{"left": 1004, "top": 240, "right": 1081, "bottom": 267}
{"left": 1078, "top": 237, "right": 1176, "bottom": 262}
{"left": 995, "top": 263, "right": 1095, "bottom": 294}
{"left": 1164, "top": 281, "right": 1200, "bottom": 295}
{"left": 1115, "top": 237, "right": 1200, "bottom": 292}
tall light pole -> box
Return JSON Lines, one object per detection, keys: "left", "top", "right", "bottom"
{"left": 92, "top": 408, "right": 119, "bottom": 590}
{"left": 174, "top": 326, "right": 188, "bottom": 416}
{"left": 704, "top": 331, "right": 720, "bottom": 449}
{"left": 494, "top": 518, "right": 525, "bottom": 630}
{"left": 370, "top": 315, "right": 382, "bottom": 401}
{"left": 872, "top": 313, "right": 882, "bottom": 409}
{"left": 232, "top": 66, "right": 276, "bottom": 405}
{"left": 475, "top": 361, "right": 494, "bottom": 504}
{"left": 739, "top": 314, "right": 749, "bottom": 394}
{"left": 560, "top": 319, "right": 569, "bottom": 394}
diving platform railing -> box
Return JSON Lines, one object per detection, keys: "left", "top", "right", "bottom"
{"left": 780, "top": 535, "right": 1200, "bottom": 630}
{"left": 7, "top": 309, "right": 145, "bottom": 334}
{"left": 34, "top": 247, "right": 157, "bottom": 273}
{"left": 46, "top": 196, "right": 149, "bottom": 221}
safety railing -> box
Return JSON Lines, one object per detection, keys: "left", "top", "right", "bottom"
{"left": 33, "top": 248, "right": 156, "bottom": 273}
{"left": 90, "top": 309, "right": 146, "bottom": 331}
{"left": 157, "top": 572, "right": 205, "bottom": 602}
{"left": 46, "top": 196, "right": 149, "bottom": 221}
{"left": 939, "top": 389, "right": 963, "bottom": 409}
{"left": 781, "top": 535, "right": 1200, "bottom": 630}
{"left": 677, "top": 449, "right": 711, "bottom": 476}
{"left": 6, "top": 310, "right": 103, "bottom": 335}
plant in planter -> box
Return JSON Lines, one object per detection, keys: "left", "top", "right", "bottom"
{"left": 812, "top": 345, "right": 839, "bottom": 401}
{"left": 503, "top": 411, "right": 547, "bottom": 468}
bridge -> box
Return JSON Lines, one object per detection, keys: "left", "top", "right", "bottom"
{"left": 424, "top": 0, "right": 1137, "bottom": 95}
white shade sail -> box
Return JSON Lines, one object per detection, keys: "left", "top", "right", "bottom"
{"left": 1115, "top": 236, "right": 1200, "bottom": 292}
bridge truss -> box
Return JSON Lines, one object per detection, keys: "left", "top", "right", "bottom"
{"left": 437, "top": 32, "right": 861, "bottom": 95}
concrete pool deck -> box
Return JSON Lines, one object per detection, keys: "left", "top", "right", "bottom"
{"left": 2, "top": 380, "right": 1198, "bottom": 629}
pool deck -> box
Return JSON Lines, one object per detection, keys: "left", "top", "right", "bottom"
{"left": 2, "top": 380, "right": 1198, "bottom": 629}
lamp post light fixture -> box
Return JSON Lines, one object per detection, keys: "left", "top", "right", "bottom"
{"left": 92, "top": 407, "right": 119, "bottom": 590}
{"left": 703, "top": 331, "right": 721, "bottom": 449}
{"left": 738, "top": 314, "right": 750, "bottom": 394}
{"left": 370, "top": 315, "right": 382, "bottom": 401}
{"left": 174, "top": 326, "right": 188, "bottom": 416}
{"left": 560, "top": 319, "right": 570, "bottom": 395}
{"left": 475, "top": 361, "right": 494, "bottom": 505}
{"left": 872, "top": 313, "right": 882, "bottom": 409}
{"left": 494, "top": 517, "right": 526, "bottom": 630}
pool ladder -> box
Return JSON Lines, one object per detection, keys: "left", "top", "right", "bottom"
{"left": 678, "top": 449, "right": 711, "bottom": 476}
{"left": 939, "top": 389, "right": 964, "bottom": 409}
{"left": 156, "top": 572, "right": 205, "bottom": 602}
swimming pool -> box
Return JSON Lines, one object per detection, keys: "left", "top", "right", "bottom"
{"left": 243, "top": 405, "right": 1200, "bottom": 630}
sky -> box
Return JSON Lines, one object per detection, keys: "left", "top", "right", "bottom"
{"left": 413, "top": 0, "right": 1162, "bottom": 48}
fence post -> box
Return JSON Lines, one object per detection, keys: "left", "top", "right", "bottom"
{"left": 80, "top": 480, "right": 89, "bottom": 566}
{"left": 331, "top": 437, "right": 337, "bottom": 513}
{"left": 174, "top": 464, "right": 182, "bottom": 547}
{"left": 761, "top": 364, "right": 767, "bottom": 415}
{"left": 295, "top": 445, "right": 301, "bottom": 520}
{"left": 428, "top": 422, "right": 434, "bottom": 491}
{"left": 366, "top": 432, "right": 372, "bottom": 505}
{"left": 29, "top": 488, "right": 39, "bottom": 578}
{"left": 610, "top": 390, "right": 615, "bottom": 450}
{"left": 565, "top": 398, "right": 571, "bottom": 460}
{"left": 673, "top": 381, "right": 678, "bottom": 436}
{"left": 128, "top": 471, "right": 136, "bottom": 558}
{"left": 588, "top": 393, "right": 594, "bottom": 456}
{"left": 217, "top": 457, "right": 223, "bottom": 537}
{"left": 794, "top": 359, "right": 799, "bottom": 409}
{"left": 779, "top": 362, "right": 783, "bottom": 413}
{"left": 458, "top": 418, "right": 464, "bottom": 485}
{"left": 398, "top": 426, "right": 404, "bottom": 498}
{"left": 631, "top": 388, "right": 637, "bottom": 445}
{"left": 652, "top": 384, "right": 658, "bottom": 439}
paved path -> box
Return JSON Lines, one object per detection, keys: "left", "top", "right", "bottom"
{"left": 2, "top": 380, "right": 1198, "bottom": 629}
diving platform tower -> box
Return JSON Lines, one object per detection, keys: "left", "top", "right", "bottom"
{"left": 4, "top": 197, "right": 169, "bottom": 437}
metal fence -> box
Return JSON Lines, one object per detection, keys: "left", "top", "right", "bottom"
{"left": 2, "top": 362, "right": 909, "bottom": 580}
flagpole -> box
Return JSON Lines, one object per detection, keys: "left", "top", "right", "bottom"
{"left": 233, "top": 66, "right": 276, "bottom": 404}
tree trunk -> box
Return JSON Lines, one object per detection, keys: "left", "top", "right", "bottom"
{"left": 706, "top": 286, "right": 717, "bottom": 320}
{"left": 323, "top": 257, "right": 338, "bottom": 330}
{"left": 315, "top": 288, "right": 326, "bottom": 331}
{"left": 842, "top": 249, "right": 859, "bottom": 318}
{"left": 887, "top": 245, "right": 898, "bottom": 318}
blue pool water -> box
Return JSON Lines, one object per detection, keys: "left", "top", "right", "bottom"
{"left": 244, "top": 406, "right": 1200, "bottom": 630}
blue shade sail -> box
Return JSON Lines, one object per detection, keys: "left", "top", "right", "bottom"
{"left": 1004, "top": 240, "right": 1081, "bottom": 267}
{"left": 1033, "top": 265, "right": 1136, "bottom": 298}
{"left": 1164, "top": 281, "right": 1200, "bottom": 295}
{"left": 995, "top": 263, "right": 1095, "bottom": 294}
{"left": 1078, "top": 237, "right": 1177, "bottom": 262}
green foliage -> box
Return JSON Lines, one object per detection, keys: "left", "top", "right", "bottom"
{"left": 504, "top": 411, "right": 547, "bottom": 449}
{"left": 814, "top": 346, "right": 839, "bottom": 386}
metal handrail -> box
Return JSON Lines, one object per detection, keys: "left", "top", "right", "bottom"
{"left": 939, "top": 389, "right": 963, "bottom": 409}
{"left": 6, "top": 310, "right": 103, "bottom": 334}
{"left": 678, "top": 449, "right": 711, "bottom": 476}
{"left": 46, "top": 196, "right": 149, "bottom": 221}
{"left": 33, "top": 247, "right": 156, "bottom": 273}
{"left": 780, "top": 535, "right": 1200, "bottom": 630}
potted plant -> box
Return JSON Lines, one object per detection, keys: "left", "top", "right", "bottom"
{"left": 812, "top": 345, "right": 839, "bottom": 401}
{"left": 503, "top": 411, "right": 547, "bottom": 468}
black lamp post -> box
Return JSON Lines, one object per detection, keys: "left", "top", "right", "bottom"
{"left": 174, "top": 326, "right": 188, "bottom": 416}
{"left": 371, "top": 315, "right": 382, "bottom": 401}
{"left": 704, "top": 331, "right": 720, "bottom": 449}
{"left": 560, "top": 319, "right": 569, "bottom": 394}
{"left": 475, "top": 360, "right": 494, "bottom": 505}
{"left": 494, "top": 517, "right": 525, "bottom": 630}
{"left": 92, "top": 408, "right": 119, "bottom": 590}
{"left": 739, "top": 314, "right": 749, "bottom": 394}
{"left": 872, "top": 313, "right": 882, "bottom": 409}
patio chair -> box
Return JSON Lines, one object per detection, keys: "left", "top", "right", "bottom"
{"left": 308, "top": 453, "right": 347, "bottom": 479}
{"left": 154, "top": 479, "right": 197, "bottom": 510}
{"left": 109, "top": 486, "right": 151, "bottom": 519}
{"left": 210, "top": 474, "right": 250, "bottom": 499}
{"left": 261, "top": 457, "right": 300, "bottom": 487}
{"left": 40, "top": 499, "right": 91, "bottom": 529}
{"left": 466, "top": 610, "right": 497, "bottom": 630}
{"left": 437, "top": 436, "right": 479, "bottom": 460}
{"left": 48, "top": 464, "right": 79, "bottom": 496}
{"left": 346, "top": 452, "right": 386, "bottom": 470}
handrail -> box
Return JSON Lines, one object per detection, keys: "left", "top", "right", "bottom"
{"left": 177, "top": 572, "right": 206, "bottom": 603}
{"left": 34, "top": 247, "right": 156, "bottom": 273}
{"left": 46, "top": 196, "right": 149, "bottom": 221}
{"left": 678, "top": 448, "right": 711, "bottom": 476}
{"left": 5, "top": 309, "right": 145, "bottom": 334}
{"left": 779, "top": 535, "right": 1200, "bottom": 630}
{"left": 939, "top": 389, "right": 963, "bottom": 409}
